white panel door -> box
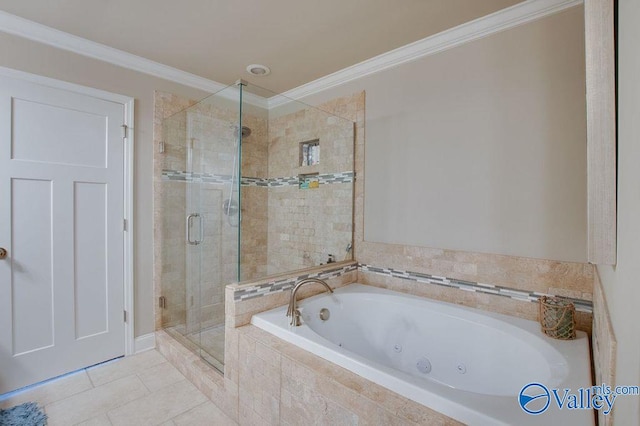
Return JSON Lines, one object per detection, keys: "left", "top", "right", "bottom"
{"left": 0, "top": 76, "right": 126, "bottom": 394}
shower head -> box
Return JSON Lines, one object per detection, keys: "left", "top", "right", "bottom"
{"left": 234, "top": 125, "right": 252, "bottom": 138}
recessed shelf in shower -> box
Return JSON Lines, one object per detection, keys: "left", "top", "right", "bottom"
{"left": 299, "top": 173, "right": 319, "bottom": 189}
{"left": 300, "top": 139, "right": 320, "bottom": 167}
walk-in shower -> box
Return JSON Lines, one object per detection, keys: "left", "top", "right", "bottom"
{"left": 156, "top": 81, "right": 355, "bottom": 372}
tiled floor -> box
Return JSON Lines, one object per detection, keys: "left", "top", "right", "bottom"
{"left": 0, "top": 350, "right": 236, "bottom": 425}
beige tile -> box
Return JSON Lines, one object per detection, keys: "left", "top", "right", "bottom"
{"left": 0, "top": 370, "right": 93, "bottom": 409}
{"left": 137, "top": 362, "right": 186, "bottom": 393}
{"left": 76, "top": 414, "right": 113, "bottom": 426}
{"left": 87, "top": 351, "right": 166, "bottom": 387}
{"left": 44, "top": 375, "right": 149, "bottom": 426}
{"left": 172, "top": 401, "right": 236, "bottom": 426}
{"left": 107, "top": 379, "right": 207, "bottom": 426}
{"left": 280, "top": 387, "right": 358, "bottom": 426}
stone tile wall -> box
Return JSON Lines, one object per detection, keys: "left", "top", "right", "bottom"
{"left": 265, "top": 97, "right": 355, "bottom": 275}
{"left": 237, "top": 325, "right": 463, "bottom": 426}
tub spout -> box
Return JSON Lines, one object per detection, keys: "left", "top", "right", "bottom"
{"left": 286, "top": 278, "right": 333, "bottom": 326}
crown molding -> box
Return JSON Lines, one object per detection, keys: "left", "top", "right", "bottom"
{"left": 0, "top": 10, "right": 268, "bottom": 109}
{"left": 271, "top": 0, "right": 583, "bottom": 107}
{"left": 0, "top": 0, "right": 582, "bottom": 111}
{"left": 0, "top": 10, "right": 228, "bottom": 93}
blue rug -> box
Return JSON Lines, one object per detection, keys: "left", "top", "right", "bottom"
{"left": 0, "top": 402, "right": 47, "bottom": 426}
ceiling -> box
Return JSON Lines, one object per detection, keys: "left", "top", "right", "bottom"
{"left": 0, "top": 0, "right": 523, "bottom": 93}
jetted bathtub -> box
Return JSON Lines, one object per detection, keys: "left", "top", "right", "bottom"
{"left": 251, "top": 284, "right": 594, "bottom": 425}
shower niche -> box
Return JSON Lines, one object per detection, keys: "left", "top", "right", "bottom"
{"left": 155, "top": 82, "right": 355, "bottom": 372}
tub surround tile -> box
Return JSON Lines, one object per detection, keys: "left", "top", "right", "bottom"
{"left": 355, "top": 241, "right": 594, "bottom": 298}
{"left": 238, "top": 333, "right": 281, "bottom": 425}
{"left": 227, "top": 265, "right": 358, "bottom": 328}
{"left": 358, "top": 263, "right": 593, "bottom": 313}
{"left": 231, "top": 262, "right": 357, "bottom": 301}
{"left": 227, "top": 260, "right": 591, "bottom": 333}
{"left": 358, "top": 268, "right": 593, "bottom": 334}
{"left": 237, "top": 325, "right": 462, "bottom": 426}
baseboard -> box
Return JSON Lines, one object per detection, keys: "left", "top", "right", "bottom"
{"left": 133, "top": 333, "right": 156, "bottom": 354}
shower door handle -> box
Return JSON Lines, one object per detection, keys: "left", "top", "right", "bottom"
{"left": 186, "top": 213, "right": 205, "bottom": 245}
{"left": 186, "top": 213, "right": 202, "bottom": 245}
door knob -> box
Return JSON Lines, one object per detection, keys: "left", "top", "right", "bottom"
{"left": 0, "top": 248, "right": 6, "bottom": 259}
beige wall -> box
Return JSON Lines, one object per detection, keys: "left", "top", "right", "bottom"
{"left": 303, "top": 6, "right": 587, "bottom": 263}
{"left": 0, "top": 32, "right": 209, "bottom": 337}
{"left": 597, "top": 0, "right": 640, "bottom": 422}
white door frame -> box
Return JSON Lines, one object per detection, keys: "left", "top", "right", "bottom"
{"left": 0, "top": 66, "right": 136, "bottom": 356}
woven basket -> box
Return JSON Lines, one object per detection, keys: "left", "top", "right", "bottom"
{"left": 539, "top": 296, "right": 576, "bottom": 340}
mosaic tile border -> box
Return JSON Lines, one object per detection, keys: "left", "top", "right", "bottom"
{"left": 232, "top": 262, "right": 593, "bottom": 314}
{"left": 233, "top": 264, "right": 357, "bottom": 301}
{"left": 162, "top": 169, "right": 354, "bottom": 187}
{"left": 358, "top": 264, "right": 593, "bottom": 313}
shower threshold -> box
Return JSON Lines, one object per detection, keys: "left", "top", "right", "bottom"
{"left": 164, "top": 324, "right": 225, "bottom": 373}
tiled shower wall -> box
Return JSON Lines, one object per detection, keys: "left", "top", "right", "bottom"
{"left": 238, "top": 110, "right": 269, "bottom": 283}
{"left": 265, "top": 106, "right": 354, "bottom": 274}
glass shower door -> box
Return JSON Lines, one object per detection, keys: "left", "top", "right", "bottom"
{"left": 187, "top": 86, "right": 242, "bottom": 371}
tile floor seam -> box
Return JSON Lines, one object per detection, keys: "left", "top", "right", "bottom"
{"left": 107, "top": 378, "right": 205, "bottom": 425}
{"left": 168, "top": 401, "right": 207, "bottom": 424}
{"left": 99, "top": 377, "right": 152, "bottom": 420}
{"left": 144, "top": 375, "right": 189, "bottom": 395}
{"left": 44, "top": 379, "right": 150, "bottom": 426}
{"left": 136, "top": 371, "right": 154, "bottom": 393}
